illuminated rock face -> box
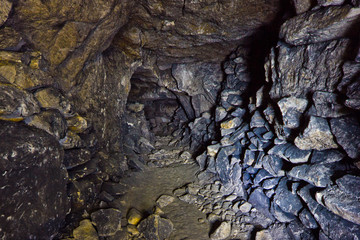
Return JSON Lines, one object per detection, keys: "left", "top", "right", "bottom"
{"left": 1, "top": 0, "right": 360, "bottom": 239}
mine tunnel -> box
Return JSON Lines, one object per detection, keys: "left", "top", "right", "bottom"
{"left": 1, "top": 0, "right": 360, "bottom": 240}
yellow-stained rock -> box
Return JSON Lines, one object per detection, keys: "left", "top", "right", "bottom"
{"left": 127, "top": 208, "right": 142, "bottom": 225}
{"left": 34, "top": 87, "right": 73, "bottom": 116}
{"left": 59, "top": 130, "right": 83, "bottom": 149}
{"left": 127, "top": 225, "right": 140, "bottom": 236}
{"left": 73, "top": 219, "right": 99, "bottom": 240}
{"left": 67, "top": 114, "right": 88, "bottom": 133}
{"left": 220, "top": 118, "right": 241, "bottom": 129}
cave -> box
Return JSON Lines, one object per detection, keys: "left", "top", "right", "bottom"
{"left": 1, "top": 0, "right": 360, "bottom": 240}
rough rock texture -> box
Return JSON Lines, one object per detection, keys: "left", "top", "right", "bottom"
{"left": 268, "top": 39, "right": 350, "bottom": 99}
{"left": 0, "top": 121, "right": 69, "bottom": 239}
{"left": 295, "top": 116, "right": 338, "bottom": 150}
{"left": 280, "top": 5, "right": 360, "bottom": 45}
{"left": 138, "top": 214, "right": 174, "bottom": 240}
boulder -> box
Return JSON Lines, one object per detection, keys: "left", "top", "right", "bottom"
{"left": 268, "top": 39, "right": 350, "bottom": 99}
{"left": 316, "top": 186, "right": 360, "bottom": 225}
{"left": 138, "top": 214, "right": 174, "bottom": 240}
{"left": 277, "top": 97, "right": 308, "bottom": 129}
{"left": 280, "top": 5, "right": 360, "bottom": 45}
{"left": 295, "top": 116, "right": 338, "bottom": 151}
{"left": 0, "top": 121, "right": 69, "bottom": 239}
{"left": 91, "top": 208, "right": 122, "bottom": 237}
{"left": 299, "top": 185, "right": 360, "bottom": 240}
{"left": 210, "top": 221, "right": 231, "bottom": 240}
{"left": 330, "top": 116, "right": 360, "bottom": 159}
{"left": 288, "top": 163, "right": 335, "bottom": 187}
{"left": 73, "top": 219, "right": 99, "bottom": 240}
{"left": 274, "top": 179, "right": 303, "bottom": 216}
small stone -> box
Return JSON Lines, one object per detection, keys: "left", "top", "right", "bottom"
{"left": 73, "top": 219, "right": 98, "bottom": 240}
{"left": 59, "top": 130, "right": 83, "bottom": 149}
{"left": 156, "top": 195, "right": 175, "bottom": 208}
{"left": 207, "top": 143, "right": 221, "bottom": 157}
{"left": 63, "top": 148, "right": 92, "bottom": 169}
{"left": 271, "top": 202, "right": 297, "bottom": 223}
{"left": 215, "top": 107, "right": 227, "bottom": 122}
{"left": 221, "top": 117, "right": 242, "bottom": 129}
{"left": 99, "top": 191, "right": 114, "bottom": 202}
{"left": 25, "top": 109, "right": 67, "bottom": 140}
{"left": 295, "top": 116, "right": 338, "bottom": 151}
{"left": 127, "top": 102, "right": 144, "bottom": 112}
{"left": 248, "top": 188, "right": 273, "bottom": 220}
{"left": 274, "top": 179, "right": 303, "bottom": 215}
{"left": 225, "top": 194, "right": 237, "bottom": 201}
{"left": 255, "top": 230, "right": 272, "bottom": 240}
{"left": 91, "top": 208, "right": 122, "bottom": 237}
{"left": 250, "top": 111, "right": 266, "bottom": 128}
{"left": 127, "top": 208, "right": 142, "bottom": 225}
{"left": 210, "top": 221, "right": 231, "bottom": 240}
{"left": 239, "top": 202, "right": 252, "bottom": 213}
{"left": 138, "top": 214, "right": 173, "bottom": 240}
{"left": 66, "top": 114, "right": 88, "bottom": 133}
{"left": 299, "top": 209, "right": 318, "bottom": 229}
{"left": 34, "top": 87, "right": 73, "bottom": 116}
{"left": 127, "top": 224, "right": 140, "bottom": 236}
{"left": 310, "top": 149, "right": 344, "bottom": 164}
{"left": 292, "top": 0, "right": 313, "bottom": 14}
{"left": 278, "top": 97, "right": 308, "bottom": 129}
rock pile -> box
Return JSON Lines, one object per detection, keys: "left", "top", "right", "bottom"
{"left": 176, "top": 3, "right": 360, "bottom": 239}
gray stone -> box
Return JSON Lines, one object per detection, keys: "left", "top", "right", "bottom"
{"left": 336, "top": 174, "right": 360, "bottom": 198}
{"left": 263, "top": 105, "right": 276, "bottom": 124}
{"left": 239, "top": 202, "right": 252, "bottom": 213}
{"left": 299, "top": 185, "right": 360, "bottom": 240}
{"left": 330, "top": 116, "right": 360, "bottom": 159}
{"left": 262, "top": 155, "right": 285, "bottom": 177}
{"left": 216, "top": 148, "right": 231, "bottom": 184}
{"left": 269, "top": 39, "right": 350, "bottom": 99}
{"left": 274, "top": 179, "right": 303, "bottom": 215}
{"left": 210, "top": 221, "right": 231, "bottom": 240}
{"left": 91, "top": 208, "right": 122, "bottom": 237}
{"left": 316, "top": 186, "right": 360, "bottom": 225}
{"left": 34, "top": 87, "right": 73, "bottom": 117}
{"left": 230, "top": 107, "right": 246, "bottom": 118}
{"left": 283, "top": 144, "right": 312, "bottom": 164}
{"left": 292, "top": 0, "right": 313, "bottom": 14}
{"left": 318, "top": 0, "right": 346, "bottom": 6}
{"left": 215, "top": 107, "right": 227, "bottom": 122}
{"left": 25, "top": 109, "right": 67, "bottom": 140}
{"left": 271, "top": 202, "right": 297, "bottom": 223}
{"left": 288, "top": 163, "right": 334, "bottom": 187}
{"left": 280, "top": 6, "right": 360, "bottom": 45}
{"left": 255, "top": 230, "right": 272, "bottom": 240}
{"left": 287, "top": 220, "right": 316, "bottom": 240}
{"left": 299, "top": 208, "right": 318, "bottom": 229}
{"left": 295, "top": 116, "right": 338, "bottom": 151}
{"left": 64, "top": 148, "right": 92, "bottom": 169}
{"left": 156, "top": 195, "right": 175, "bottom": 208}
{"left": 310, "top": 149, "right": 344, "bottom": 164}
{"left": 253, "top": 169, "right": 273, "bottom": 186}
{"left": 0, "top": 121, "right": 69, "bottom": 239}
{"left": 278, "top": 97, "right": 308, "bottom": 129}
{"left": 250, "top": 111, "right": 266, "bottom": 128}
{"left": 345, "top": 98, "right": 360, "bottom": 110}
{"left": 309, "top": 91, "right": 347, "bottom": 118}
{"left": 269, "top": 224, "right": 292, "bottom": 240}
{"left": 262, "top": 178, "right": 280, "bottom": 190}
{"left": 138, "top": 214, "right": 173, "bottom": 240}
{"left": 248, "top": 188, "right": 274, "bottom": 220}
{"left": 0, "top": 83, "right": 40, "bottom": 120}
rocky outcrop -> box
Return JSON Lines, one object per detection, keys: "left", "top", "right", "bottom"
{"left": 0, "top": 121, "right": 69, "bottom": 239}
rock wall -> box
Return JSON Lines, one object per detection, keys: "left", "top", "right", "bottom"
{"left": 188, "top": 2, "right": 360, "bottom": 239}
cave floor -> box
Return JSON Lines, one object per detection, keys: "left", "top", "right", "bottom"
{"left": 116, "top": 163, "right": 211, "bottom": 239}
